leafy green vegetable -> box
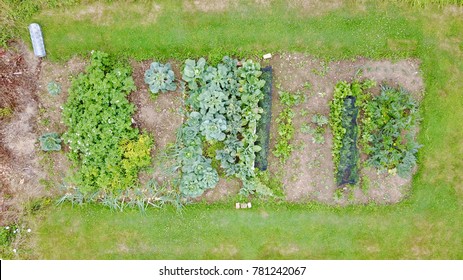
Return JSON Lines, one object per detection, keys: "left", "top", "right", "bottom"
{"left": 273, "top": 106, "right": 295, "bottom": 163}
{"left": 200, "top": 115, "right": 227, "bottom": 141}
{"left": 279, "top": 90, "right": 305, "bottom": 107}
{"left": 39, "top": 132, "right": 62, "bottom": 151}
{"left": 312, "top": 114, "right": 328, "bottom": 127}
{"left": 362, "top": 86, "right": 420, "bottom": 177}
{"left": 47, "top": 81, "right": 62, "bottom": 96}
{"left": 182, "top": 58, "right": 207, "bottom": 90}
{"left": 144, "top": 62, "right": 176, "bottom": 96}
{"left": 330, "top": 80, "right": 374, "bottom": 172}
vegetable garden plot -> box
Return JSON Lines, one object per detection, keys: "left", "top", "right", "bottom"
{"left": 10, "top": 49, "right": 424, "bottom": 207}
{"left": 255, "top": 66, "right": 273, "bottom": 171}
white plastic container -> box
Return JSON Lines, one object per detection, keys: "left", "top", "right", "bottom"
{"left": 263, "top": 53, "right": 272, "bottom": 60}
{"left": 29, "top": 23, "right": 46, "bottom": 57}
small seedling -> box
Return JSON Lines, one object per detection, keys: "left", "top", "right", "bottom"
{"left": 39, "top": 132, "right": 62, "bottom": 151}
{"left": 47, "top": 81, "right": 62, "bottom": 96}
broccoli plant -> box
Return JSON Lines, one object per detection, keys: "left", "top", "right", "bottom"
{"left": 39, "top": 132, "right": 62, "bottom": 151}
{"left": 144, "top": 62, "right": 176, "bottom": 96}
{"left": 47, "top": 81, "right": 62, "bottom": 96}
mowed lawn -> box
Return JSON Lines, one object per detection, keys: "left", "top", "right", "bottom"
{"left": 21, "top": 0, "right": 463, "bottom": 259}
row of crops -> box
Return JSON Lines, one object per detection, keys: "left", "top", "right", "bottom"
{"left": 176, "top": 57, "right": 271, "bottom": 197}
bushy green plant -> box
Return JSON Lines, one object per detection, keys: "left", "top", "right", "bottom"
{"left": 273, "top": 107, "right": 295, "bottom": 163}
{"left": 0, "top": 107, "right": 13, "bottom": 118}
{"left": 63, "top": 51, "right": 153, "bottom": 196}
{"left": 144, "top": 62, "right": 176, "bottom": 96}
{"left": 180, "top": 158, "right": 218, "bottom": 197}
{"left": 362, "top": 86, "right": 420, "bottom": 177}
{"left": 200, "top": 115, "right": 227, "bottom": 141}
{"left": 279, "top": 90, "right": 305, "bottom": 107}
{"left": 312, "top": 131, "right": 325, "bottom": 145}
{"left": 182, "top": 58, "right": 207, "bottom": 90}
{"left": 312, "top": 114, "right": 328, "bottom": 127}
{"left": 47, "top": 81, "right": 62, "bottom": 96}
{"left": 39, "top": 132, "right": 62, "bottom": 151}
{"left": 301, "top": 113, "right": 328, "bottom": 145}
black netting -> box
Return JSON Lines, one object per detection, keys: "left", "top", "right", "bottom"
{"left": 336, "top": 96, "right": 360, "bottom": 186}
{"left": 255, "top": 66, "right": 273, "bottom": 171}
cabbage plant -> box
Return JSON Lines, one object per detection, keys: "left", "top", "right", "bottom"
{"left": 39, "top": 132, "right": 62, "bottom": 151}
{"left": 144, "top": 62, "right": 176, "bottom": 95}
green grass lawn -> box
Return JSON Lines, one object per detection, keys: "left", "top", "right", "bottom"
{"left": 13, "top": 0, "right": 463, "bottom": 259}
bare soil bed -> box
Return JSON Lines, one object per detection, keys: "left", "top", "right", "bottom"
{"left": 0, "top": 43, "right": 44, "bottom": 224}
{"left": 0, "top": 44, "right": 424, "bottom": 219}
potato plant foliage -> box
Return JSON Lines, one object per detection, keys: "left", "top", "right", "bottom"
{"left": 63, "top": 51, "right": 153, "bottom": 196}
{"left": 177, "top": 56, "right": 271, "bottom": 197}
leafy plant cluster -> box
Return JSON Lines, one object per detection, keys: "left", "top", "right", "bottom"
{"left": 62, "top": 51, "right": 153, "bottom": 197}
{"left": 330, "top": 80, "right": 421, "bottom": 184}
{"left": 144, "top": 62, "right": 176, "bottom": 97}
{"left": 39, "top": 132, "right": 62, "bottom": 151}
{"left": 273, "top": 108, "right": 295, "bottom": 162}
{"left": 329, "top": 80, "right": 374, "bottom": 176}
{"left": 0, "top": 107, "right": 13, "bottom": 119}
{"left": 47, "top": 81, "right": 62, "bottom": 96}
{"left": 361, "top": 86, "right": 420, "bottom": 177}
{"left": 301, "top": 113, "right": 328, "bottom": 144}
{"left": 177, "top": 56, "right": 270, "bottom": 197}
{"left": 273, "top": 90, "right": 304, "bottom": 163}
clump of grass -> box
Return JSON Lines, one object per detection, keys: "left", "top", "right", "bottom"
{"left": 0, "top": 0, "right": 78, "bottom": 47}
{"left": 0, "top": 107, "right": 13, "bottom": 119}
